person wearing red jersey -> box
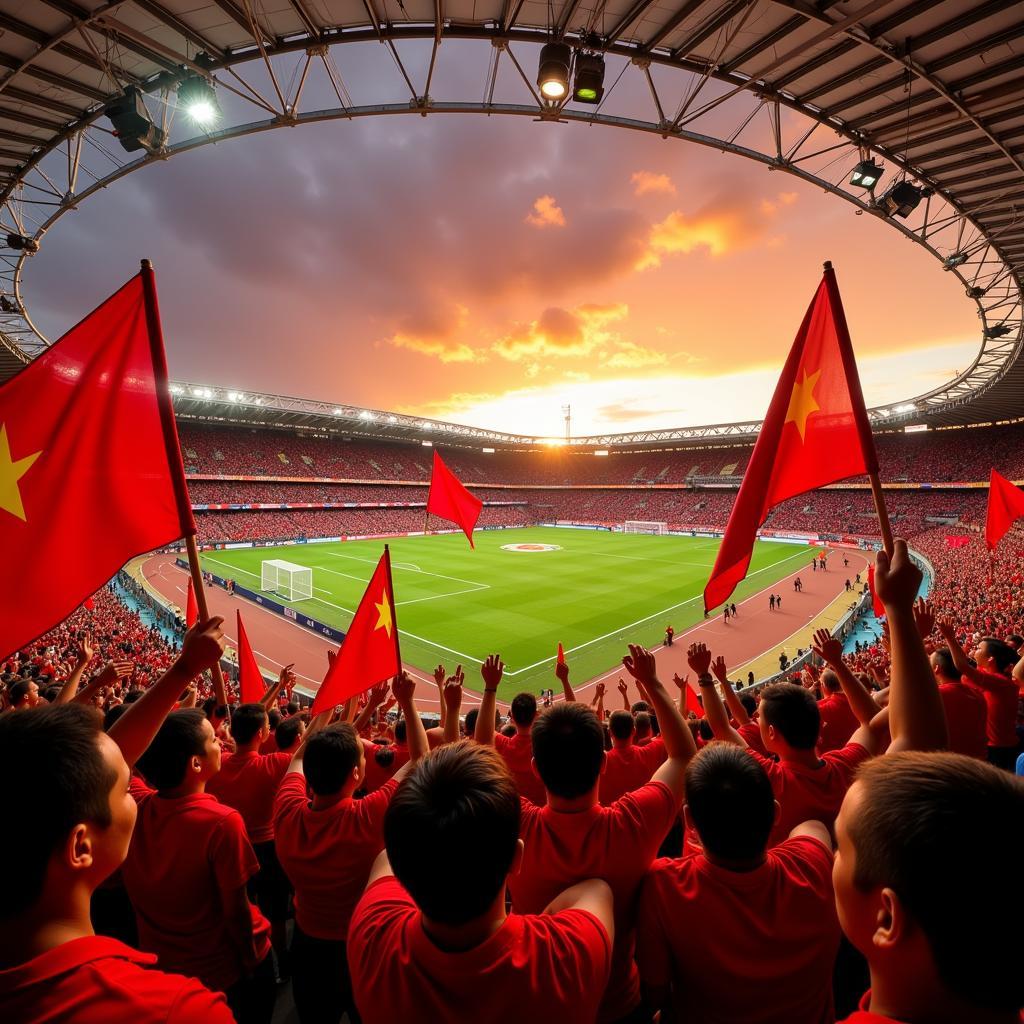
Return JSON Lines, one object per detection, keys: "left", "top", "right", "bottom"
{"left": 124, "top": 703, "right": 274, "bottom": 1023}
{"left": 637, "top": 743, "right": 840, "bottom": 1024}
{"left": 500, "top": 644, "right": 696, "bottom": 1023}
{"left": 814, "top": 661, "right": 862, "bottom": 754}
{"left": 600, "top": 710, "right": 666, "bottom": 805}
{"left": 275, "top": 669, "right": 432, "bottom": 1024}
{"left": 475, "top": 682, "right": 548, "bottom": 806}
{"left": 347, "top": 741, "right": 615, "bottom": 1024}
{"left": 0, "top": 619, "right": 234, "bottom": 1024}
{"left": 928, "top": 647, "right": 989, "bottom": 759}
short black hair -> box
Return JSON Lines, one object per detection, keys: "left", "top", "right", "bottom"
{"left": 275, "top": 714, "right": 305, "bottom": 752}
{"left": 510, "top": 692, "right": 537, "bottom": 728}
{"left": 686, "top": 743, "right": 775, "bottom": 861}
{"left": 739, "top": 694, "right": 757, "bottom": 717}
{"left": 136, "top": 710, "right": 208, "bottom": 791}
{"left": 531, "top": 703, "right": 604, "bottom": 799}
{"left": 231, "top": 703, "right": 268, "bottom": 745}
{"left": 384, "top": 742, "right": 519, "bottom": 925}
{"left": 759, "top": 683, "right": 820, "bottom": 750}
{"left": 0, "top": 704, "right": 115, "bottom": 918}
{"left": 103, "top": 704, "right": 130, "bottom": 732}
{"left": 979, "top": 637, "right": 1017, "bottom": 674}
{"left": 931, "top": 647, "right": 959, "bottom": 682}
{"left": 635, "top": 711, "right": 652, "bottom": 736}
{"left": 821, "top": 670, "right": 840, "bottom": 693}
{"left": 464, "top": 708, "right": 479, "bottom": 737}
{"left": 609, "top": 710, "right": 635, "bottom": 741}
{"left": 8, "top": 679, "right": 34, "bottom": 705}
{"left": 304, "top": 723, "right": 362, "bottom": 796}
{"left": 394, "top": 718, "right": 407, "bottom": 743}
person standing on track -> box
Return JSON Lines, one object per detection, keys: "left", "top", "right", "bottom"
{"left": 723, "top": 607, "right": 730, "bottom": 626}
{"left": 769, "top": 595, "right": 776, "bottom": 611}
{"left": 665, "top": 625, "right": 674, "bottom": 647}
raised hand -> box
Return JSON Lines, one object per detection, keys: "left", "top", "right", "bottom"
{"left": 481, "top": 654, "right": 505, "bottom": 692}
{"left": 711, "top": 655, "right": 728, "bottom": 683}
{"left": 94, "top": 659, "right": 134, "bottom": 689}
{"left": 177, "top": 617, "right": 226, "bottom": 680}
{"left": 433, "top": 663, "right": 446, "bottom": 688}
{"left": 368, "top": 680, "right": 390, "bottom": 707}
{"left": 595, "top": 681, "right": 607, "bottom": 698}
{"left": 443, "top": 667, "right": 464, "bottom": 712}
{"left": 617, "top": 679, "right": 628, "bottom": 696}
{"left": 686, "top": 642, "right": 712, "bottom": 677}
{"left": 75, "top": 635, "right": 95, "bottom": 665}
{"left": 622, "top": 643, "right": 658, "bottom": 688}
{"left": 872, "top": 539, "right": 922, "bottom": 613}
{"left": 936, "top": 618, "right": 956, "bottom": 639}
{"left": 554, "top": 660, "right": 570, "bottom": 686}
{"left": 812, "top": 628, "right": 842, "bottom": 666}
{"left": 391, "top": 670, "right": 416, "bottom": 704}
{"left": 671, "top": 672, "right": 689, "bottom": 691}
{"left": 913, "top": 598, "right": 935, "bottom": 639}
{"left": 278, "top": 663, "right": 296, "bottom": 693}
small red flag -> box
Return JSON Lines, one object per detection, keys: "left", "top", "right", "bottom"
{"left": 84, "top": 597, "right": 95, "bottom": 612}
{"left": 866, "top": 564, "right": 885, "bottom": 620}
{"left": 985, "top": 469, "right": 1024, "bottom": 551}
{"left": 0, "top": 269, "right": 195, "bottom": 659}
{"left": 557, "top": 642, "right": 566, "bottom": 665}
{"left": 311, "top": 547, "right": 401, "bottom": 715}
{"left": 426, "top": 450, "right": 483, "bottom": 548}
{"left": 236, "top": 611, "right": 263, "bottom": 704}
{"left": 185, "top": 577, "right": 198, "bottom": 628}
{"left": 685, "top": 682, "right": 705, "bottom": 719}
{"left": 704, "top": 265, "right": 877, "bottom": 611}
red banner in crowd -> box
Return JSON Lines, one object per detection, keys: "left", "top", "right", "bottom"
{"left": 945, "top": 535, "right": 971, "bottom": 549}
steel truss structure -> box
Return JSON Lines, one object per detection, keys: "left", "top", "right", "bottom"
{"left": 0, "top": 1, "right": 1022, "bottom": 447}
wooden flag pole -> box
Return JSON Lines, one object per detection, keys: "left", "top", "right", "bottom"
{"left": 184, "top": 533, "right": 229, "bottom": 707}
{"left": 385, "top": 543, "right": 404, "bottom": 724}
{"left": 868, "top": 472, "right": 894, "bottom": 558}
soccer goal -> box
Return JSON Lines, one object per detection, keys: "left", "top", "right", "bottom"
{"left": 261, "top": 559, "right": 313, "bottom": 602}
{"left": 623, "top": 521, "right": 669, "bottom": 535}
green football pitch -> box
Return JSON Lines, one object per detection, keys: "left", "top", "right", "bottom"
{"left": 200, "top": 527, "right": 807, "bottom": 698}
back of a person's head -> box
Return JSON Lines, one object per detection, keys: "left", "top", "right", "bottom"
{"left": 136, "top": 709, "right": 208, "bottom": 791}
{"left": 739, "top": 694, "right": 757, "bottom": 717}
{"left": 0, "top": 704, "right": 115, "bottom": 919}
{"left": 231, "top": 703, "right": 268, "bottom": 745}
{"left": 760, "top": 683, "right": 820, "bottom": 750}
{"left": 531, "top": 702, "right": 605, "bottom": 799}
{"left": 275, "top": 714, "right": 305, "bottom": 752}
{"left": 394, "top": 718, "right": 407, "bottom": 743}
{"left": 464, "top": 707, "right": 479, "bottom": 736}
{"left": 8, "top": 678, "right": 33, "bottom": 706}
{"left": 304, "top": 722, "right": 361, "bottom": 795}
{"left": 103, "top": 703, "right": 130, "bottom": 732}
{"left": 609, "top": 709, "right": 635, "bottom": 741}
{"left": 821, "top": 670, "right": 841, "bottom": 694}
{"left": 267, "top": 708, "right": 283, "bottom": 730}
{"left": 980, "top": 637, "right": 1017, "bottom": 674}
{"left": 634, "top": 711, "right": 652, "bottom": 737}
{"left": 510, "top": 692, "right": 537, "bottom": 728}
{"left": 384, "top": 741, "right": 519, "bottom": 925}
{"left": 630, "top": 700, "right": 649, "bottom": 715}
{"left": 685, "top": 743, "right": 775, "bottom": 861}
{"left": 848, "top": 752, "right": 1024, "bottom": 1012}
{"left": 931, "top": 647, "right": 959, "bottom": 682}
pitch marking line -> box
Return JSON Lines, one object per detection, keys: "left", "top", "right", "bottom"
{"left": 324, "top": 551, "right": 489, "bottom": 590}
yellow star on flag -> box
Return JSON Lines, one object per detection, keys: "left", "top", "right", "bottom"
{"left": 784, "top": 369, "right": 822, "bottom": 442}
{"left": 374, "top": 588, "right": 393, "bottom": 637}
{"left": 0, "top": 422, "right": 42, "bottom": 522}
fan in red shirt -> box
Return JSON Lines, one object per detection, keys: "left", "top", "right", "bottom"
{"left": 817, "top": 672, "right": 861, "bottom": 753}
{"left": 0, "top": 620, "right": 234, "bottom": 1024}
{"left": 637, "top": 744, "right": 840, "bottom": 1024}
{"left": 275, "top": 669, "right": 433, "bottom": 1024}
{"left": 600, "top": 710, "right": 666, "bottom": 805}
{"left": 481, "top": 646, "right": 696, "bottom": 1023}
{"left": 347, "top": 741, "right": 615, "bottom": 1024}
{"left": 929, "top": 647, "right": 988, "bottom": 760}
{"left": 474, "top": 683, "right": 548, "bottom": 806}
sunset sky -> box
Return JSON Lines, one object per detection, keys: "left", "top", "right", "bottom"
{"left": 25, "top": 40, "right": 979, "bottom": 438}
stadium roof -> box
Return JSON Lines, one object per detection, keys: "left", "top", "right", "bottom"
{"left": 1, "top": 0, "right": 1022, "bottom": 439}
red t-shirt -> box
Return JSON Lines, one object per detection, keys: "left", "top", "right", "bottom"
{"left": 747, "top": 742, "right": 870, "bottom": 847}
{"left": 494, "top": 730, "right": 547, "bottom": 806}
{"left": 361, "top": 740, "right": 409, "bottom": 793}
{"left": 0, "top": 936, "right": 234, "bottom": 1024}
{"left": 205, "top": 749, "right": 292, "bottom": 843}
{"left": 599, "top": 738, "right": 666, "bottom": 805}
{"left": 839, "top": 991, "right": 1024, "bottom": 1023}
{"left": 509, "top": 780, "right": 679, "bottom": 1022}
{"left": 738, "top": 721, "right": 769, "bottom": 756}
{"left": 939, "top": 682, "right": 989, "bottom": 760}
{"left": 637, "top": 836, "right": 840, "bottom": 1024}
{"left": 817, "top": 693, "right": 859, "bottom": 753}
{"left": 122, "top": 779, "right": 271, "bottom": 993}
{"left": 274, "top": 772, "right": 398, "bottom": 940}
{"left": 348, "top": 877, "right": 612, "bottom": 1024}
{"left": 964, "top": 670, "right": 1019, "bottom": 748}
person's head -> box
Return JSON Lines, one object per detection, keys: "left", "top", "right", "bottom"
{"left": 230, "top": 703, "right": 270, "bottom": 747}
{"left": 531, "top": 702, "right": 605, "bottom": 799}
{"left": 684, "top": 743, "right": 777, "bottom": 863}
{"left": 971, "top": 636, "right": 1017, "bottom": 675}
{"left": 464, "top": 707, "right": 479, "bottom": 737}
{"left": 739, "top": 694, "right": 757, "bottom": 717}
{"left": 0, "top": 704, "right": 136, "bottom": 919}
{"left": 608, "top": 709, "right": 635, "bottom": 743}
{"left": 384, "top": 741, "right": 521, "bottom": 925}
{"left": 758, "top": 682, "right": 820, "bottom": 753}
{"left": 930, "top": 647, "right": 960, "bottom": 684}
{"left": 304, "top": 722, "right": 365, "bottom": 796}
{"left": 834, "top": 753, "right": 1024, "bottom": 1014}
{"left": 1006, "top": 633, "right": 1023, "bottom": 652}
{"left": 267, "top": 708, "right": 282, "bottom": 731}
{"left": 8, "top": 678, "right": 40, "bottom": 709}
{"left": 136, "top": 709, "right": 221, "bottom": 792}
{"left": 634, "top": 711, "right": 652, "bottom": 740}
{"left": 821, "top": 670, "right": 841, "bottom": 694}
{"left": 630, "top": 700, "right": 649, "bottom": 715}
{"left": 103, "top": 703, "right": 130, "bottom": 732}
{"left": 698, "top": 719, "right": 714, "bottom": 742}
{"left": 510, "top": 692, "right": 537, "bottom": 729}
{"left": 394, "top": 718, "right": 407, "bottom": 743}
{"left": 275, "top": 714, "right": 306, "bottom": 753}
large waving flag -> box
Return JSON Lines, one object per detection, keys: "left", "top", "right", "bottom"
{"left": 1, "top": 268, "right": 195, "bottom": 659}
{"left": 236, "top": 611, "right": 264, "bottom": 704}
{"left": 985, "top": 469, "right": 1024, "bottom": 551}
{"left": 426, "top": 449, "right": 483, "bottom": 548}
{"left": 311, "top": 547, "right": 401, "bottom": 714}
{"left": 704, "top": 263, "right": 877, "bottom": 611}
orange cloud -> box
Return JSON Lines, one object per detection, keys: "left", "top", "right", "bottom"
{"left": 388, "top": 335, "right": 481, "bottom": 363}
{"left": 386, "top": 303, "right": 483, "bottom": 363}
{"left": 493, "top": 303, "right": 628, "bottom": 362}
{"left": 525, "top": 195, "right": 566, "bottom": 228}
{"left": 601, "top": 341, "right": 667, "bottom": 369}
{"left": 631, "top": 171, "right": 676, "bottom": 196}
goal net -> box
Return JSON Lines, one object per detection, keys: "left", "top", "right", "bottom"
{"left": 261, "top": 559, "right": 313, "bottom": 602}
{"left": 623, "top": 520, "right": 669, "bottom": 535}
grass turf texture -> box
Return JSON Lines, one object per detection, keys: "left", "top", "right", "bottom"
{"left": 201, "top": 527, "right": 807, "bottom": 700}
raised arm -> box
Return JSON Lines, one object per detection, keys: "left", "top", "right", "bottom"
{"left": 711, "top": 656, "right": 750, "bottom": 727}
{"left": 474, "top": 654, "right": 504, "bottom": 746}
{"left": 432, "top": 663, "right": 448, "bottom": 731}
{"left": 442, "top": 667, "right": 464, "bottom": 744}
{"left": 936, "top": 619, "right": 985, "bottom": 685}
{"left": 543, "top": 878, "right": 615, "bottom": 946}
{"left": 392, "top": 671, "right": 429, "bottom": 763}
{"left": 555, "top": 658, "right": 576, "bottom": 702}
{"left": 73, "top": 658, "right": 133, "bottom": 707}
{"left": 353, "top": 681, "right": 389, "bottom": 735}
{"left": 617, "top": 678, "right": 630, "bottom": 711}
{"left": 55, "top": 636, "right": 94, "bottom": 704}
{"left": 260, "top": 663, "right": 295, "bottom": 710}
{"left": 688, "top": 643, "right": 744, "bottom": 746}
{"left": 811, "top": 629, "right": 879, "bottom": 726}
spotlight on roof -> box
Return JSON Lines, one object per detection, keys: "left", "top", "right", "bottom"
{"left": 104, "top": 86, "right": 167, "bottom": 154}
{"left": 5, "top": 233, "right": 39, "bottom": 253}
{"left": 943, "top": 253, "right": 968, "bottom": 270}
{"left": 966, "top": 286, "right": 987, "bottom": 299}
{"left": 876, "top": 181, "right": 925, "bottom": 219}
{"left": 169, "top": 384, "right": 185, "bottom": 395}
{"left": 177, "top": 75, "right": 221, "bottom": 126}
{"left": 849, "top": 158, "right": 884, "bottom": 190}
{"left": 985, "top": 324, "right": 1012, "bottom": 339}
{"left": 573, "top": 53, "right": 605, "bottom": 104}
{"left": 537, "top": 42, "right": 572, "bottom": 101}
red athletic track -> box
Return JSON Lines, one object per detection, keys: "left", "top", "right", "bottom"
{"left": 141, "top": 547, "right": 871, "bottom": 712}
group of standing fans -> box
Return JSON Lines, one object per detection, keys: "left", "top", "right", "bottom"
{"left": 1, "top": 538, "right": 1023, "bottom": 1024}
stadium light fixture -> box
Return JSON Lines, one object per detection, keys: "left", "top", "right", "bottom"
{"left": 105, "top": 86, "right": 166, "bottom": 154}
{"left": 594, "top": 450, "right": 609, "bottom": 456}
{"left": 227, "top": 391, "right": 244, "bottom": 402}
{"left": 387, "top": 415, "right": 398, "bottom": 423}
{"left": 894, "top": 403, "right": 917, "bottom": 413}
{"left": 573, "top": 53, "right": 605, "bottom": 104}
{"left": 537, "top": 43, "right": 572, "bottom": 101}
{"left": 177, "top": 75, "right": 221, "bottom": 126}
{"left": 849, "top": 158, "right": 884, "bottom": 190}
{"left": 482, "top": 447, "right": 495, "bottom": 453}
{"left": 876, "top": 181, "right": 925, "bottom": 219}
{"left": 359, "top": 410, "right": 374, "bottom": 420}
{"left": 169, "top": 384, "right": 184, "bottom": 395}
{"left": 332, "top": 408, "right": 342, "bottom": 416}
{"left": 985, "top": 324, "right": 1012, "bottom": 339}
{"left": 943, "top": 253, "right": 968, "bottom": 269}
{"left": 421, "top": 440, "right": 433, "bottom": 446}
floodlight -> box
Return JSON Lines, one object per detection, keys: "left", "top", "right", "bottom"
{"left": 5, "top": 233, "right": 39, "bottom": 253}
{"left": 105, "top": 86, "right": 166, "bottom": 154}
{"left": 169, "top": 384, "right": 184, "bottom": 395}
{"left": 876, "top": 181, "right": 924, "bottom": 219}
{"left": 849, "top": 159, "right": 883, "bottom": 190}
{"left": 538, "top": 43, "right": 571, "bottom": 101}
{"left": 943, "top": 253, "right": 968, "bottom": 269}
{"left": 985, "top": 324, "right": 1012, "bottom": 339}
{"left": 178, "top": 75, "right": 220, "bottom": 125}
{"left": 573, "top": 53, "right": 605, "bottom": 104}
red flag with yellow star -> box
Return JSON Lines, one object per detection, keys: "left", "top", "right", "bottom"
{"left": 1, "top": 269, "right": 195, "bottom": 659}
{"left": 310, "top": 547, "right": 401, "bottom": 714}
{"left": 704, "top": 264, "right": 877, "bottom": 611}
